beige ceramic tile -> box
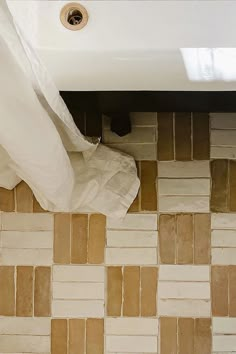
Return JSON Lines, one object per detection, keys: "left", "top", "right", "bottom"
{"left": 34, "top": 267, "right": 51, "bottom": 317}
{"left": 16, "top": 266, "right": 33, "bottom": 317}
{"left": 88, "top": 214, "right": 105, "bottom": 264}
{"left": 51, "top": 319, "right": 67, "bottom": 354}
{"left": 123, "top": 266, "right": 140, "bottom": 317}
{"left": 141, "top": 267, "right": 158, "bottom": 316}
{"left": 15, "top": 181, "right": 33, "bottom": 212}
{"left": 86, "top": 319, "right": 104, "bottom": 354}
{"left": 0, "top": 266, "right": 15, "bottom": 316}
{"left": 0, "top": 187, "right": 15, "bottom": 212}
{"left": 140, "top": 161, "right": 157, "bottom": 211}
{"left": 71, "top": 214, "right": 88, "bottom": 264}
{"left": 157, "top": 112, "right": 174, "bottom": 161}
{"left": 107, "top": 267, "right": 122, "bottom": 316}
{"left": 54, "top": 213, "right": 70, "bottom": 264}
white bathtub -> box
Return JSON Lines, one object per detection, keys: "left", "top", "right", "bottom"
{"left": 7, "top": 0, "right": 236, "bottom": 91}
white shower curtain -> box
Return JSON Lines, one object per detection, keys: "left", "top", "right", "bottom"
{"left": 0, "top": 0, "right": 139, "bottom": 218}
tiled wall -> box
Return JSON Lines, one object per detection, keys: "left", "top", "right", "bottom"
{"left": 1, "top": 112, "right": 236, "bottom": 353}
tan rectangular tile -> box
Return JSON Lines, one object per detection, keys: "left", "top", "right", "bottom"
{"left": 71, "top": 214, "right": 88, "bottom": 264}
{"left": 230, "top": 160, "right": 236, "bottom": 212}
{"left": 33, "top": 195, "right": 45, "bottom": 212}
{"left": 194, "top": 214, "right": 211, "bottom": 264}
{"left": 177, "top": 214, "right": 193, "bottom": 264}
{"left": 178, "top": 318, "right": 194, "bottom": 354}
{"left": 175, "top": 112, "right": 192, "bottom": 161}
{"left": 86, "top": 319, "right": 104, "bottom": 354}
{"left": 123, "top": 266, "right": 140, "bottom": 317}
{"left": 160, "top": 317, "right": 177, "bottom": 354}
{"left": 128, "top": 162, "right": 140, "bottom": 213}
{"left": 15, "top": 181, "right": 33, "bottom": 212}
{"left": 192, "top": 113, "right": 210, "bottom": 160}
{"left": 107, "top": 267, "right": 122, "bottom": 316}
{"left": 229, "top": 266, "right": 236, "bottom": 317}
{"left": 130, "top": 112, "right": 157, "bottom": 126}
{"left": 211, "top": 159, "right": 229, "bottom": 212}
{"left": 0, "top": 266, "right": 15, "bottom": 316}
{"left": 141, "top": 267, "right": 158, "bottom": 316}
{"left": 159, "top": 214, "right": 176, "bottom": 264}
{"left": 34, "top": 267, "right": 51, "bottom": 317}
{"left": 194, "top": 318, "right": 212, "bottom": 354}
{"left": 88, "top": 214, "right": 105, "bottom": 264}
{"left": 16, "top": 266, "right": 33, "bottom": 317}
{"left": 157, "top": 112, "right": 174, "bottom": 161}
{"left": 140, "top": 161, "right": 157, "bottom": 211}
{"left": 0, "top": 187, "right": 15, "bottom": 212}
{"left": 69, "top": 319, "right": 85, "bottom": 354}
{"left": 51, "top": 319, "right": 67, "bottom": 354}
{"left": 211, "top": 266, "right": 228, "bottom": 316}
{"left": 54, "top": 213, "right": 70, "bottom": 264}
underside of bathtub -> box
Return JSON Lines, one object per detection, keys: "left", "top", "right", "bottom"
{"left": 61, "top": 91, "right": 236, "bottom": 137}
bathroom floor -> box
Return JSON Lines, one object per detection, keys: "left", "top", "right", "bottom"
{"left": 0, "top": 112, "right": 236, "bottom": 354}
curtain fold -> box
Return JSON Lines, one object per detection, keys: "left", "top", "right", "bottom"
{"left": 0, "top": 0, "right": 139, "bottom": 218}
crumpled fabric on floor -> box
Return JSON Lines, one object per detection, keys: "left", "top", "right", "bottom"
{"left": 0, "top": 0, "right": 139, "bottom": 218}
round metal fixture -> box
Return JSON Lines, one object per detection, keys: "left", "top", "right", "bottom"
{"left": 60, "top": 3, "right": 88, "bottom": 31}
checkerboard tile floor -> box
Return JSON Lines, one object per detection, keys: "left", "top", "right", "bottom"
{"left": 1, "top": 112, "right": 236, "bottom": 353}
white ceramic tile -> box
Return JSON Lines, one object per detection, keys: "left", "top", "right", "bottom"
{"left": 0, "top": 318, "right": 50, "bottom": 335}
{"left": 213, "top": 336, "right": 236, "bottom": 352}
{"left": 52, "top": 300, "right": 104, "bottom": 318}
{"left": 107, "top": 214, "right": 157, "bottom": 231}
{"left": 159, "top": 265, "right": 210, "bottom": 281}
{"left": 103, "top": 127, "right": 156, "bottom": 144}
{"left": 107, "top": 143, "right": 157, "bottom": 160}
{"left": 106, "top": 318, "right": 159, "bottom": 336}
{"left": 159, "top": 179, "right": 210, "bottom": 196}
{"left": 211, "top": 146, "right": 236, "bottom": 159}
{"left": 158, "top": 299, "right": 211, "bottom": 317}
{"left": 158, "top": 161, "right": 210, "bottom": 178}
{"left": 213, "top": 318, "right": 236, "bottom": 334}
{"left": 1, "top": 213, "right": 53, "bottom": 231}
{"left": 53, "top": 265, "right": 104, "bottom": 282}
{"left": 212, "top": 230, "right": 236, "bottom": 247}
{"left": 211, "top": 130, "right": 236, "bottom": 146}
{"left": 1, "top": 231, "right": 53, "bottom": 248}
{"left": 0, "top": 335, "right": 50, "bottom": 353}
{"left": 212, "top": 248, "right": 236, "bottom": 265}
{"left": 106, "top": 230, "right": 157, "bottom": 247}
{"left": 212, "top": 214, "right": 236, "bottom": 229}
{"left": 106, "top": 336, "right": 157, "bottom": 353}
{"left": 53, "top": 282, "right": 104, "bottom": 300}
{"left": 158, "top": 281, "right": 210, "bottom": 299}
{"left": 1, "top": 248, "right": 52, "bottom": 265}
{"left": 106, "top": 248, "right": 157, "bottom": 265}
{"left": 211, "top": 113, "right": 236, "bottom": 129}
{"left": 159, "top": 196, "right": 209, "bottom": 212}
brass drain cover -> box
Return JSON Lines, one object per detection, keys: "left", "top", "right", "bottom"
{"left": 60, "top": 3, "right": 88, "bottom": 31}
